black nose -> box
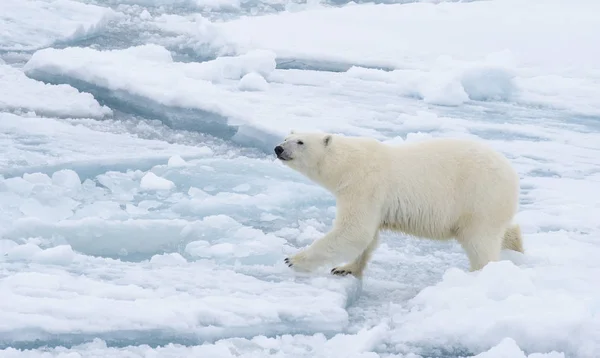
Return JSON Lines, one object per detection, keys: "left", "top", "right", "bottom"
{"left": 274, "top": 146, "right": 284, "bottom": 155}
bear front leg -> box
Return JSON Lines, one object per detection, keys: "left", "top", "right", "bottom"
{"left": 285, "top": 203, "right": 379, "bottom": 273}
{"left": 284, "top": 229, "right": 364, "bottom": 272}
{"left": 331, "top": 232, "right": 379, "bottom": 278}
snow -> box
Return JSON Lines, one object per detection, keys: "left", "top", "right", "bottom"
{"left": 216, "top": 0, "right": 600, "bottom": 115}
{"left": 2, "top": 0, "right": 600, "bottom": 357}
{"left": 238, "top": 72, "right": 269, "bottom": 91}
{"left": 167, "top": 155, "right": 188, "bottom": 167}
{"left": 0, "top": 64, "right": 112, "bottom": 118}
{"left": 0, "top": 244, "right": 353, "bottom": 347}
{"left": 0, "top": 0, "right": 119, "bottom": 52}
{"left": 0, "top": 112, "right": 214, "bottom": 178}
{"left": 140, "top": 172, "right": 175, "bottom": 190}
{"left": 23, "top": 45, "right": 288, "bottom": 150}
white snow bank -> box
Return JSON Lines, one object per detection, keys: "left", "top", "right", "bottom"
{"left": 19, "top": 44, "right": 431, "bottom": 149}
{"left": 215, "top": 0, "right": 600, "bottom": 114}
{"left": 238, "top": 72, "right": 269, "bottom": 91}
{"left": 0, "top": 113, "right": 213, "bottom": 177}
{"left": 140, "top": 172, "right": 175, "bottom": 190}
{"left": 387, "top": 249, "right": 600, "bottom": 357}
{"left": 23, "top": 45, "right": 288, "bottom": 150}
{"left": 0, "top": 243, "right": 356, "bottom": 346}
{"left": 0, "top": 64, "right": 111, "bottom": 118}
{"left": 102, "top": 0, "right": 240, "bottom": 10}
{"left": 0, "top": 150, "right": 356, "bottom": 345}
{"left": 0, "top": 0, "right": 119, "bottom": 51}
{"left": 0, "top": 152, "right": 331, "bottom": 261}
{"left": 167, "top": 155, "right": 188, "bottom": 167}
{"left": 217, "top": 0, "right": 600, "bottom": 72}
{"left": 0, "top": 147, "right": 357, "bottom": 345}
{"left": 148, "top": 13, "right": 235, "bottom": 58}
{"left": 474, "top": 338, "right": 564, "bottom": 358}
{"left": 0, "top": 325, "right": 387, "bottom": 358}
{"left": 51, "top": 169, "right": 82, "bottom": 191}
{"left": 0, "top": 334, "right": 565, "bottom": 358}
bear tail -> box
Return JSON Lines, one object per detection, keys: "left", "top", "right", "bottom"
{"left": 502, "top": 224, "right": 524, "bottom": 253}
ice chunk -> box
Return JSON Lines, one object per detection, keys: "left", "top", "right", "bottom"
{"left": 139, "top": 9, "right": 151, "bottom": 20}
{"left": 385, "top": 255, "right": 600, "bottom": 357}
{"left": 0, "top": 324, "right": 390, "bottom": 357}
{"left": 149, "top": 252, "right": 187, "bottom": 266}
{"left": 238, "top": 72, "right": 269, "bottom": 91}
{"left": 23, "top": 45, "right": 286, "bottom": 151}
{"left": 3, "top": 243, "right": 43, "bottom": 261}
{"left": 140, "top": 172, "right": 175, "bottom": 191}
{"left": 32, "top": 245, "right": 76, "bottom": 265}
{"left": 2, "top": 177, "right": 34, "bottom": 196}
{"left": 106, "top": 0, "right": 240, "bottom": 10}
{"left": 474, "top": 338, "right": 565, "bottom": 358}
{"left": 150, "top": 13, "right": 235, "bottom": 57}
{"left": 0, "top": 0, "right": 119, "bottom": 51}
{"left": 22, "top": 45, "right": 394, "bottom": 150}
{"left": 0, "top": 240, "right": 18, "bottom": 255}
{"left": 167, "top": 155, "right": 188, "bottom": 167}
{"left": 232, "top": 183, "right": 250, "bottom": 192}
{"left": 19, "top": 198, "right": 75, "bottom": 222}
{"left": 0, "top": 64, "right": 111, "bottom": 119}
{"left": 460, "top": 66, "right": 516, "bottom": 102}
{"left": 217, "top": 0, "right": 600, "bottom": 72}
{"left": 0, "top": 242, "right": 356, "bottom": 349}
{"left": 0, "top": 113, "right": 213, "bottom": 178}
{"left": 421, "top": 76, "right": 469, "bottom": 106}
{"left": 188, "top": 186, "right": 210, "bottom": 198}
{"left": 3, "top": 214, "right": 289, "bottom": 262}
{"left": 189, "top": 49, "right": 277, "bottom": 82}
{"left": 22, "top": 173, "right": 52, "bottom": 185}
{"left": 73, "top": 201, "right": 124, "bottom": 220}
{"left": 180, "top": 215, "right": 291, "bottom": 263}
{"left": 51, "top": 169, "right": 81, "bottom": 191}
{"left": 215, "top": 0, "right": 600, "bottom": 115}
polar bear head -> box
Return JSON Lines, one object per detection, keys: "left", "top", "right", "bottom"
{"left": 274, "top": 131, "right": 332, "bottom": 167}
{"left": 273, "top": 131, "right": 336, "bottom": 185}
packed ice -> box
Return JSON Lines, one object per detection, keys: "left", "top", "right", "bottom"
{"left": 1, "top": 0, "right": 599, "bottom": 357}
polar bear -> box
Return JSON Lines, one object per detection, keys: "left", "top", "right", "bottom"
{"left": 274, "top": 131, "right": 523, "bottom": 278}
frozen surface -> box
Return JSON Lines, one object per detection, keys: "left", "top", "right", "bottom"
{"left": 0, "top": 245, "right": 354, "bottom": 348}
{"left": 216, "top": 0, "right": 600, "bottom": 115}
{"left": 0, "top": 113, "right": 214, "bottom": 178}
{"left": 0, "top": 64, "right": 111, "bottom": 118}
{"left": 0, "top": 0, "right": 118, "bottom": 52}
{"left": 23, "top": 45, "right": 289, "bottom": 150}
{"left": 2, "top": 0, "right": 600, "bottom": 357}
{"left": 216, "top": 0, "right": 600, "bottom": 70}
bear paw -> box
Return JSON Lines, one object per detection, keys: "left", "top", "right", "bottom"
{"left": 330, "top": 267, "right": 353, "bottom": 276}
{"left": 284, "top": 250, "right": 318, "bottom": 272}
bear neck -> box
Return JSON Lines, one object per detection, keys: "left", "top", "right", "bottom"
{"left": 313, "top": 140, "right": 368, "bottom": 195}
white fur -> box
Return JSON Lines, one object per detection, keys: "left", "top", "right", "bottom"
{"left": 275, "top": 131, "right": 523, "bottom": 278}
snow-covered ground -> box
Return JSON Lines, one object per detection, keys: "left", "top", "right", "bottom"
{"left": 1, "top": 0, "right": 599, "bottom": 357}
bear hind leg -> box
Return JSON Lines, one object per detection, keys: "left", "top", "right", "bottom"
{"left": 457, "top": 227, "right": 504, "bottom": 272}
{"left": 331, "top": 233, "right": 379, "bottom": 278}
{"left": 502, "top": 224, "right": 524, "bottom": 253}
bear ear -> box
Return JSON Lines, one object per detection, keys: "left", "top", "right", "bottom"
{"left": 323, "top": 135, "right": 332, "bottom": 146}
{"left": 289, "top": 129, "right": 296, "bottom": 134}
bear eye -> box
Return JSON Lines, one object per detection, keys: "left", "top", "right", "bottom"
{"left": 297, "top": 140, "right": 304, "bottom": 145}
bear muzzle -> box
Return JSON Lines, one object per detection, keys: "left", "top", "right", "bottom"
{"left": 274, "top": 145, "right": 291, "bottom": 161}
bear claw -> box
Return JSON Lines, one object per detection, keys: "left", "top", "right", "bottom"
{"left": 331, "top": 268, "right": 352, "bottom": 276}
{"left": 284, "top": 258, "right": 293, "bottom": 267}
